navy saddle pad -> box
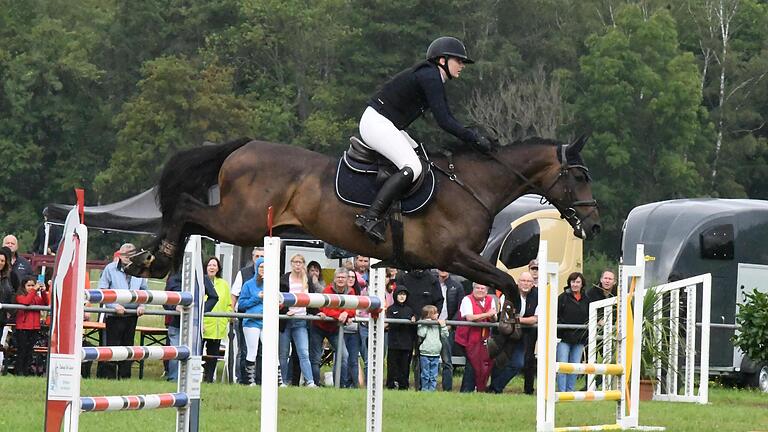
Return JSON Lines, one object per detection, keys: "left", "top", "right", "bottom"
{"left": 334, "top": 152, "right": 437, "bottom": 214}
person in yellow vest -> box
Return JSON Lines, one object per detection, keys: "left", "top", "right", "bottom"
{"left": 202, "top": 256, "right": 232, "bottom": 382}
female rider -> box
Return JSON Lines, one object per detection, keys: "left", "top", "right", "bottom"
{"left": 356, "top": 36, "right": 491, "bottom": 242}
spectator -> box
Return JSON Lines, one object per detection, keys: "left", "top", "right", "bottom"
{"left": 341, "top": 269, "right": 362, "bottom": 388}
{"left": 239, "top": 258, "right": 266, "bottom": 386}
{"left": 14, "top": 276, "right": 49, "bottom": 376}
{"left": 306, "top": 261, "right": 325, "bottom": 293}
{"left": 436, "top": 269, "right": 464, "bottom": 391}
{"left": 0, "top": 247, "right": 19, "bottom": 327}
{"left": 163, "top": 271, "right": 218, "bottom": 381}
{"left": 417, "top": 305, "right": 448, "bottom": 392}
{"left": 456, "top": 283, "right": 497, "bottom": 392}
{"left": 523, "top": 260, "right": 540, "bottom": 394}
{"left": 587, "top": 269, "right": 616, "bottom": 302}
{"left": 398, "top": 269, "right": 443, "bottom": 390}
{"left": 2, "top": 235, "right": 33, "bottom": 280}
{"left": 385, "top": 285, "right": 415, "bottom": 390}
{"left": 278, "top": 254, "right": 316, "bottom": 387}
{"left": 556, "top": 272, "right": 591, "bottom": 392}
{"left": 97, "top": 243, "right": 149, "bottom": 380}
{"left": 384, "top": 268, "right": 398, "bottom": 307}
{"left": 354, "top": 255, "right": 370, "bottom": 290}
{"left": 528, "top": 259, "right": 539, "bottom": 286}
{"left": 309, "top": 268, "right": 354, "bottom": 386}
{"left": 202, "top": 256, "right": 231, "bottom": 383}
{"left": 31, "top": 208, "right": 63, "bottom": 255}
{"left": 489, "top": 271, "right": 538, "bottom": 394}
{"left": 230, "top": 247, "right": 263, "bottom": 385}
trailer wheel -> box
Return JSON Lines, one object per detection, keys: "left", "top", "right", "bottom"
{"left": 745, "top": 363, "right": 768, "bottom": 392}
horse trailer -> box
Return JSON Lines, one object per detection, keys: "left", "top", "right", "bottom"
{"left": 621, "top": 198, "right": 768, "bottom": 391}
{"left": 483, "top": 194, "right": 583, "bottom": 285}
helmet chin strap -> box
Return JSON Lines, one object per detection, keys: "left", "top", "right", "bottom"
{"left": 438, "top": 57, "right": 453, "bottom": 80}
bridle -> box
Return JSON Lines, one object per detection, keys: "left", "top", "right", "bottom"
{"left": 431, "top": 143, "right": 598, "bottom": 235}
{"left": 537, "top": 145, "right": 599, "bottom": 237}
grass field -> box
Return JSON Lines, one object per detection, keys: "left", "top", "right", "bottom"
{"left": 0, "top": 373, "right": 765, "bottom": 431}
{"left": 8, "top": 298, "right": 766, "bottom": 431}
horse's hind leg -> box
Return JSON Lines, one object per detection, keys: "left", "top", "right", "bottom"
{"left": 128, "top": 193, "right": 264, "bottom": 278}
{"left": 171, "top": 192, "right": 265, "bottom": 245}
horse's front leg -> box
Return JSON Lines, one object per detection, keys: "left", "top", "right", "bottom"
{"left": 446, "top": 247, "right": 519, "bottom": 301}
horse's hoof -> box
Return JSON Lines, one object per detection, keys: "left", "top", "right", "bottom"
{"left": 124, "top": 250, "right": 154, "bottom": 277}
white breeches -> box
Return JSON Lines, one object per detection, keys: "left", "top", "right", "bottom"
{"left": 359, "top": 106, "right": 422, "bottom": 182}
{"left": 243, "top": 327, "right": 262, "bottom": 362}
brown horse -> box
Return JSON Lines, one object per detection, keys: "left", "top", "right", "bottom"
{"left": 126, "top": 136, "right": 600, "bottom": 301}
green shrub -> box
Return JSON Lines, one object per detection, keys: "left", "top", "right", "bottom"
{"left": 732, "top": 289, "right": 768, "bottom": 365}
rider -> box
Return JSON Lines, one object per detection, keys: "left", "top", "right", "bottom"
{"left": 355, "top": 36, "right": 492, "bottom": 243}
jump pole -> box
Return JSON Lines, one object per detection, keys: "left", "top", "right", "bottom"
{"left": 259, "top": 236, "right": 384, "bottom": 432}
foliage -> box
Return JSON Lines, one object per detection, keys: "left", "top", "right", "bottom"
{"left": 732, "top": 289, "right": 768, "bottom": 365}
{"left": 94, "top": 56, "right": 256, "bottom": 201}
{"left": 565, "top": 4, "right": 714, "bottom": 253}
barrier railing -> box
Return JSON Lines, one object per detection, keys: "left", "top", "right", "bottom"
{"left": 537, "top": 242, "right": 664, "bottom": 432}
{"left": 43, "top": 204, "right": 205, "bottom": 432}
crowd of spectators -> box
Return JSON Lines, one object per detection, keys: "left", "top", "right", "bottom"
{"left": 0, "top": 231, "right": 618, "bottom": 395}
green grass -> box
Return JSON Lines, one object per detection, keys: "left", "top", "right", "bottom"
{"left": 1, "top": 374, "right": 765, "bottom": 431}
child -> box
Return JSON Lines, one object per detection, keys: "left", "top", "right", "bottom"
{"left": 385, "top": 286, "right": 415, "bottom": 389}
{"left": 417, "top": 305, "right": 449, "bottom": 391}
{"left": 14, "top": 276, "right": 49, "bottom": 376}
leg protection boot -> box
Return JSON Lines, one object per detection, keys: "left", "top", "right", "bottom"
{"left": 355, "top": 167, "right": 414, "bottom": 242}
{"left": 245, "top": 360, "right": 257, "bottom": 386}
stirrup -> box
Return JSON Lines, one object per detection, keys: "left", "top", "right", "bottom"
{"left": 354, "top": 213, "right": 387, "bottom": 242}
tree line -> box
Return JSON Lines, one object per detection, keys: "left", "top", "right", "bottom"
{"left": 1, "top": 0, "right": 766, "bottom": 258}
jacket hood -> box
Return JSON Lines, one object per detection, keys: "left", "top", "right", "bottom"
{"left": 393, "top": 285, "right": 409, "bottom": 302}
{"left": 252, "top": 258, "right": 265, "bottom": 284}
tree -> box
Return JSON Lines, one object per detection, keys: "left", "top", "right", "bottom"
{"left": 0, "top": 1, "right": 110, "bottom": 239}
{"left": 565, "top": 5, "right": 712, "bottom": 252}
{"left": 94, "top": 56, "right": 255, "bottom": 201}
{"left": 468, "top": 65, "right": 568, "bottom": 142}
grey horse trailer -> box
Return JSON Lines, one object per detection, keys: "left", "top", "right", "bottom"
{"left": 621, "top": 198, "right": 768, "bottom": 391}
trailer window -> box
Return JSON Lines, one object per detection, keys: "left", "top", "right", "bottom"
{"left": 498, "top": 220, "right": 540, "bottom": 270}
{"left": 700, "top": 224, "right": 734, "bottom": 260}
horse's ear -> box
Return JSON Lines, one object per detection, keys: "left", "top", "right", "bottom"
{"left": 567, "top": 135, "right": 589, "bottom": 156}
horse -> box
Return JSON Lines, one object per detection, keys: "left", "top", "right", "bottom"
{"left": 126, "top": 136, "right": 600, "bottom": 301}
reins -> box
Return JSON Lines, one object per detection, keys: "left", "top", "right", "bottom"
{"left": 429, "top": 144, "right": 598, "bottom": 233}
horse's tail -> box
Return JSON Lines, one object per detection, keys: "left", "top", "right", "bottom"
{"left": 158, "top": 138, "right": 252, "bottom": 225}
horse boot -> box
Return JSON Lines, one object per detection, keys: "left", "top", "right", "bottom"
{"left": 354, "top": 166, "right": 414, "bottom": 243}
{"left": 245, "top": 360, "right": 257, "bottom": 387}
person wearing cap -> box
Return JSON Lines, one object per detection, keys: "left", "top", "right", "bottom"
{"left": 97, "top": 243, "right": 149, "bottom": 379}
{"left": 354, "top": 36, "right": 493, "bottom": 243}
{"left": 528, "top": 259, "right": 539, "bottom": 287}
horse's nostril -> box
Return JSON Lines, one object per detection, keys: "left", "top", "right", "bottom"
{"left": 592, "top": 224, "right": 602, "bottom": 234}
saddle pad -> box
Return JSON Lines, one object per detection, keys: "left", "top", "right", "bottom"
{"left": 334, "top": 155, "right": 437, "bottom": 214}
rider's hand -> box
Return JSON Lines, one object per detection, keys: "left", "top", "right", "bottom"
{"left": 473, "top": 135, "right": 493, "bottom": 154}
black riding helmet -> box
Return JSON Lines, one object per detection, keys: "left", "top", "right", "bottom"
{"left": 426, "top": 36, "right": 474, "bottom": 80}
{"left": 426, "top": 36, "right": 475, "bottom": 64}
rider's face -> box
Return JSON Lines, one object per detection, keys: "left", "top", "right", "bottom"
{"left": 447, "top": 57, "right": 465, "bottom": 78}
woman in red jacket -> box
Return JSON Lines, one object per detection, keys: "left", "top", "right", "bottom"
{"left": 15, "top": 276, "right": 49, "bottom": 376}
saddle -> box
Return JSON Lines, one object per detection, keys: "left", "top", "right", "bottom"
{"left": 335, "top": 137, "right": 437, "bottom": 214}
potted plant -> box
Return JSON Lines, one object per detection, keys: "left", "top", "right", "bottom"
{"left": 638, "top": 286, "right": 690, "bottom": 400}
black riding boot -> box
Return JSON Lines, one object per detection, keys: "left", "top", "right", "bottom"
{"left": 355, "top": 167, "right": 414, "bottom": 243}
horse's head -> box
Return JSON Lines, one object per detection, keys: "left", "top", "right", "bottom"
{"left": 541, "top": 136, "right": 601, "bottom": 240}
